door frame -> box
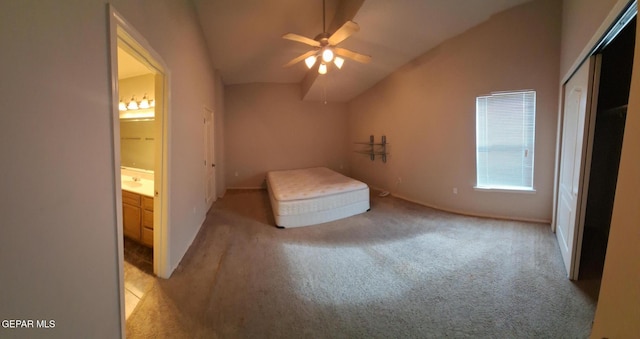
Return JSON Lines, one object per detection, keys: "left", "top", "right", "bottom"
{"left": 107, "top": 4, "right": 172, "bottom": 333}
{"left": 203, "top": 106, "right": 216, "bottom": 209}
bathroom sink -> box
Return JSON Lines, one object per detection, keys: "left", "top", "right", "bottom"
{"left": 120, "top": 169, "right": 154, "bottom": 197}
{"left": 122, "top": 181, "right": 143, "bottom": 188}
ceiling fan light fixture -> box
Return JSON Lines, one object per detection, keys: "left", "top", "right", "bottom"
{"left": 305, "top": 55, "right": 317, "bottom": 69}
{"left": 322, "top": 48, "right": 334, "bottom": 62}
{"left": 281, "top": 0, "right": 370, "bottom": 77}
{"left": 318, "top": 63, "right": 327, "bottom": 74}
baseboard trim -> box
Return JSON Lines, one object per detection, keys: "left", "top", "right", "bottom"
{"left": 227, "top": 186, "right": 265, "bottom": 190}
{"left": 391, "top": 192, "right": 550, "bottom": 224}
{"left": 367, "top": 185, "right": 549, "bottom": 224}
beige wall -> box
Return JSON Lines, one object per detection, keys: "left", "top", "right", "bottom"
{"left": 347, "top": 0, "right": 561, "bottom": 221}
{"left": 0, "top": 0, "right": 219, "bottom": 337}
{"left": 225, "top": 83, "right": 349, "bottom": 188}
{"left": 560, "top": 0, "right": 620, "bottom": 78}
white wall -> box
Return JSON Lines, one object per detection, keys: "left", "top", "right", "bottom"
{"left": 225, "top": 83, "right": 349, "bottom": 188}
{"left": 347, "top": 0, "right": 561, "bottom": 222}
{"left": 0, "top": 0, "right": 218, "bottom": 337}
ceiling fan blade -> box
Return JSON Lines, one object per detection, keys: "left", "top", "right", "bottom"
{"left": 335, "top": 47, "right": 371, "bottom": 64}
{"left": 283, "top": 50, "right": 318, "bottom": 68}
{"left": 328, "top": 21, "right": 360, "bottom": 46}
{"left": 282, "top": 33, "right": 321, "bottom": 47}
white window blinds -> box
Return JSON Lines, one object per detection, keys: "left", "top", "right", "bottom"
{"left": 476, "top": 91, "right": 536, "bottom": 190}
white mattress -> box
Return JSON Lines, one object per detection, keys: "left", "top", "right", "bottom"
{"left": 267, "top": 167, "right": 370, "bottom": 228}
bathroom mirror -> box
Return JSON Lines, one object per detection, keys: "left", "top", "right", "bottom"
{"left": 120, "top": 119, "right": 155, "bottom": 171}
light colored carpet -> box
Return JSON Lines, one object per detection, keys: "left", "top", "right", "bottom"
{"left": 126, "top": 189, "right": 599, "bottom": 338}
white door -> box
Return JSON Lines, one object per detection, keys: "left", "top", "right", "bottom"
{"left": 204, "top": 107, "right": 216, "bottom": 206}
{"left": 555, "top": 57, "right": 598, "bottom": 279}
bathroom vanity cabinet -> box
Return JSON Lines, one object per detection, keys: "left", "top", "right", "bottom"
{"left": 122, "top": 190, "right": 154, "bottom": 247}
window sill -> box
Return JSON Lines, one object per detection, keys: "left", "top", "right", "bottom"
{"left": 474, "top": 186, "right": 536, "bottom": 194}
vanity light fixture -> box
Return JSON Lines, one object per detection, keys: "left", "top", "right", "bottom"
{"left": 121, "top": 95, "right": 155, "bottom": 111}
{"left": 119, "top": 98, "right": 128, "bottom": 111}
{"left": 139, "top": 94, "right": 150, "bottom": 109}
{"left": 127, "top": 96, "right": 139, "bottom": 110}
{"left": 119, "top": 95, "right": 155, "bottom": 119}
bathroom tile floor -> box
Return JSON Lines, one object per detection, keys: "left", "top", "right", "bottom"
{"left": 123, "top": 238, "right": 154, "bottom": 319}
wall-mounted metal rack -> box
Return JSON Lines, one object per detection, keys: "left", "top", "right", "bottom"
{"left": 354, "top": 135, "right": 388, "bottom": 163}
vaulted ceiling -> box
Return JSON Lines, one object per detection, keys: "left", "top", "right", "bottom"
{"left": 192, "top": 0, "right": 532, "bottom": 102}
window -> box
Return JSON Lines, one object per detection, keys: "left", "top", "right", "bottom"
{"left": 476, "top": 90, "right": 535, "bottom": 191}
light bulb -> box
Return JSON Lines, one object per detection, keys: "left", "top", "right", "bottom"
{"left": 322, "top": 48, "right": 334, "bottom": 62}
{"left": 334, "top": 57, "right": 344, "bottom": 69}
{"left": 119, "top": 98, "right": 127, "bottom": 111}
{"left": 139, "top": 94, "right": 150, "bottom": 109}
{"left": 318, "top": 63, "right": 327, "bottom": 74}
{"left": 127, "top": 96, "right": 138, "bottom": 110}
{"left": 304, "top": 55, "right": 317, "bottom": 69}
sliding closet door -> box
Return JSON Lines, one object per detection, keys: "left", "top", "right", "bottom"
{"left": 555, "top": 56, "right": 599, "bottom": 279}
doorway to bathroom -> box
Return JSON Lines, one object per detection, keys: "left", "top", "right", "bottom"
{"left": 117, "top": 42, "right": 160, "bottom": 319}
{"left": 108, "top": 5, "right": 171, "bottom": 327}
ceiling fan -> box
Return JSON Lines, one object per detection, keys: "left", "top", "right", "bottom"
{"left": 282, "top": 0, "right": 371, "bottom": 74}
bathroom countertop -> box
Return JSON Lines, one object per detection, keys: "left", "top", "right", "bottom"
{"left": 121, "top": 167, "right": 154, "bottom": 198}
